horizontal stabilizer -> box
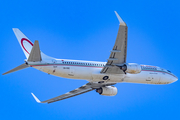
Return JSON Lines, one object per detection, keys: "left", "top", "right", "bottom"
{"left": 28, "top": 40, "right": 42, "bottom": 62}
{"left": 2, "top": 63, "right": 29, "bottom": 75}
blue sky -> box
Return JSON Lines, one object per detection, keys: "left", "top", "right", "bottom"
{"left": 0, "top": 0, "right": 180, "bottom": 119}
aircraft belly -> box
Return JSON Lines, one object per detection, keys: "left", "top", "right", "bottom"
{"left": 33, "top": 65, "right": 94, "bottom": 80}
{"left": 32, "top": 66, "right": 51, "bottom": 73}
{"left": 33, "top": 66, "right": 64, "bottom": 76}
{"left": 91, "top": 68, "right": 125, "bottom": 82}
{"left": 54, "top": 66, "right": 93, "bottom": 80}
{"left": 33, "top": 66, "right": 169, "bottom": 84}
{"left": 69, "top": 66, "right": 93, "bottom": 79}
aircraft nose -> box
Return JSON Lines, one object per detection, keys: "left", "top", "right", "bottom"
{"left": 171, "top": 76, "right": 178, "bottom": 83}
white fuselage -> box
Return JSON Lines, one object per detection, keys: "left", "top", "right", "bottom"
{"left": 28, "top": 59, "right": 178, "bottom": 85}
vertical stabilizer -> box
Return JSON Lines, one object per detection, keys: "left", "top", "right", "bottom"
{"left": 12, "top": 28, "right": 54, "bottom": 60}
{"left": 13, "top": 28, "right": 33, "bottom": 59}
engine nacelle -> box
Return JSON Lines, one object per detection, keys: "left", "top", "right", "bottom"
{"left": 96, "top": 86, "right": 117, "bottom": 96}
{"left": 120, "top": 63, "right": 141, "bottom": 74}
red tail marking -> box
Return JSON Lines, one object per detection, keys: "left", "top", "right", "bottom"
{"left": 21, "top": 38, "right": 33, "bottom": 54}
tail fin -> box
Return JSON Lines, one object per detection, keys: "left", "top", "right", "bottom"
{"left": 13, "top": 28, "right": 33, "bottom": 59}
{"left": 2, "top": 29, "right": 55, "bottom": 75}
{"left": 13, "top": 28, "right": 54, "bottom": 60}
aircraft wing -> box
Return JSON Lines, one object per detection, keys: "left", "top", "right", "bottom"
{"left": 101, "top": 11, "right": 127, "bottom": 74}
{"left": 31, "top": 82, "right": 115, "bottom": 103}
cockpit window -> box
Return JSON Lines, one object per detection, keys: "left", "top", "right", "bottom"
{"left": 167, "top": 70, "right": 171, "bottom": 73}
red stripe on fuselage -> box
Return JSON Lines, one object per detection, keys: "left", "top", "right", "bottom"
{"left": 30, "top": 64, "right": 104, "bottom": 68}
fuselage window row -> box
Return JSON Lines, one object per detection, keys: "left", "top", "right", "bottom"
{"left": 62, "top": 61, "right": 105, "bottom": 67}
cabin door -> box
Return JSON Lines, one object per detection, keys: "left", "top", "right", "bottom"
{"left": 52, "top": 59, "right": 57, "bottom": 74}
{"left": 68, "top": 67, "right": 74, "bottom": 76}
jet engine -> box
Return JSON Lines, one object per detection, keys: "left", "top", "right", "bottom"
{"left": 119, "top": 63, "right": 141, "bottom": 74}
{"left": 96, "top": 86, "right": 117, "bottom": 96}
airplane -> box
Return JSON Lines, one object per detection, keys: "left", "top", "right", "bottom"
{"left": 3, "top": 11, "right": 178, "bottom": 104}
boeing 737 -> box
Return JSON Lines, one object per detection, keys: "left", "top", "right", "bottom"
{"left": 3, "top": 11, "right": 178, "bottom": 103}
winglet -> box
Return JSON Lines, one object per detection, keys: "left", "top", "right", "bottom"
{"left": 114, "top": 11, "right": 126, "bottom": 26}
{"left": 31, "top": 93, "right": 41, "bottom": 103}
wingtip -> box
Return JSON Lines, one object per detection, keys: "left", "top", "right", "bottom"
{"left": 31, "top": 93, "right": 41, "bottom": 103}
{"left": 12, "top": 28, "right": 19, "bottom": 32}
{"left": 12, "top": 28, "right": 16, "bottom": 30}
{"left": 114, "top": 11, "right": 126, "bottom": 26}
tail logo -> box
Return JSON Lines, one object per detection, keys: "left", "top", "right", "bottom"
{"left": 21, "top": 38, "right": 33, "bottom": 54}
